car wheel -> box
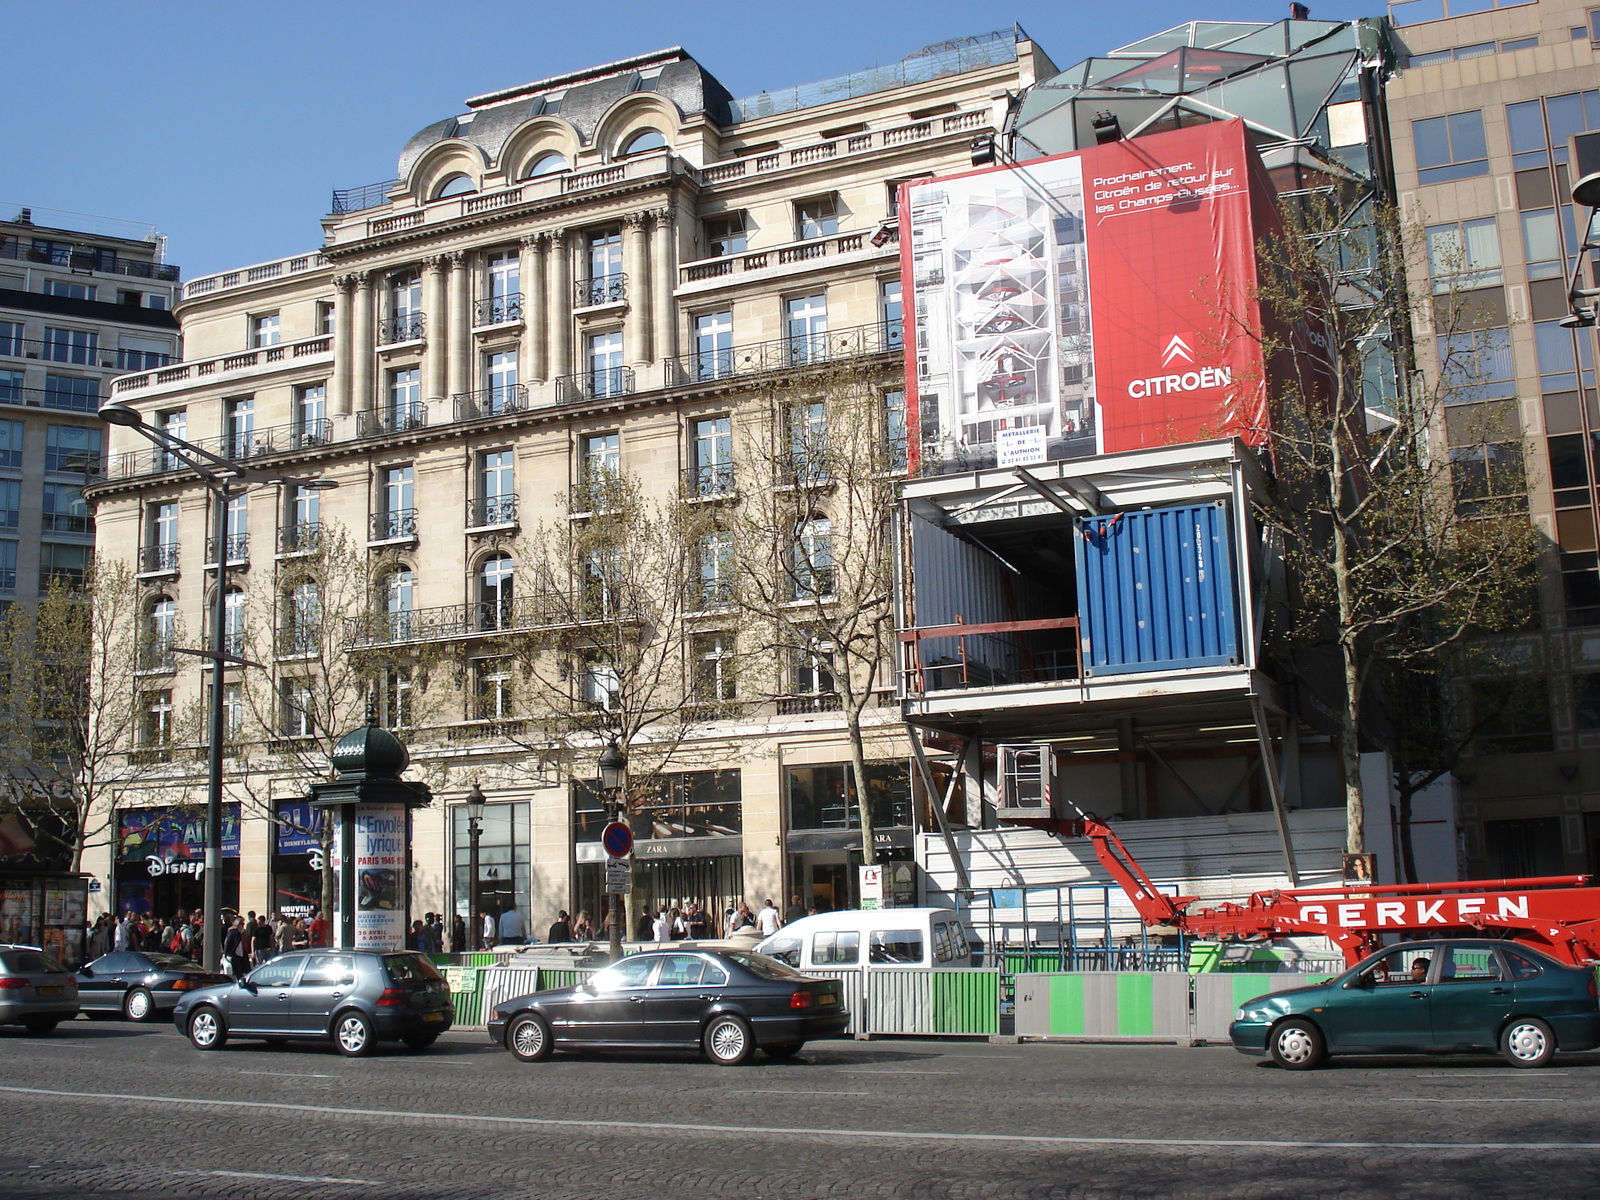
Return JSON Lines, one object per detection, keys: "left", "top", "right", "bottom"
{"left": 188, "top": 1007, "right": 227, "bottom": 1051}
{"left": 401, "top": 1031, "right": 440, "bottom": 1051}
{"left": 333, "top": 1011, "right": 375, "bottom": 1058}
{"left": 1501, "top": 1017, "right": 1556, "bottom": 1068}
{"left": 763, "top": 1042, "right": 803, "bottom": 1060}
{"left": 22, "top": 1019, "right": 58, "bottom": 1035}
{"left": 507, "top": 1013, "right": 552, "bottom": 1062}
{"left": 702, "top": 1014, "right": 754, "bottom": 1066}
{"left": 123, "top": 987, "right": 156, "bottom": 1022}
{"left": 1269, "top": 1018, "right": 1326, "bottom": 1070}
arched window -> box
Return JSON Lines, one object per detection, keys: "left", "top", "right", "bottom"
{"left": 524, "top": 152, "right": 569, "bottom": 178}
{"left": 618, "top": 129, "right": 667, "bottom": 157}
{"left": 385, "top": 568, "right": 414, "bottom": 640}
{"left": 145, "top": 596, "right": 176, "bottom": 670}
{"left": 223, "top": 587, "right": 247, "bottom": 656}
{"left": 432, "top": 173, "right": 476, "bottom": 199}
{"left": 792, "top": 516, "right": 833, "bottom": 600}
{"left": 478, "top": 554, "right": 515, "bottom": 630}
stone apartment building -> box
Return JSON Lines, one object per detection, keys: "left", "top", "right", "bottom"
{"left": 82, "top": 32, "right": 1057, "bottom": 930}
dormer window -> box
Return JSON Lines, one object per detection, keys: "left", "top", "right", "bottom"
{"left": 618, "top": 129, "right": 667, "bottom": 158}
{"left": 433, "top": 173, "right": 476, "bottom": 200}
{"left": 525, "top": 152, "right": 569, "bottom": 178}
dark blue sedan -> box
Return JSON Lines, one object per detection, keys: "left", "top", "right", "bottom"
{"left": 1230, "top": 938, "right": 1600, "bottom": 1069}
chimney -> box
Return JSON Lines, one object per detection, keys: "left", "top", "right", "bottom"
{"left": 1290, "top": 3, "right": 1309, "bottom": 18}
{"left": 15, "top": 208, "right": 31, "bottom": 225}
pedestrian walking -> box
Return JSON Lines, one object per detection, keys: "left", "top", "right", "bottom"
{"left": 684, "top": 902, "right": 709, "bottom": 940}
{"left": 784, "top": 895, "right": 807, "bottom": 924}
{"left": 546, "top": 910, "right": 572, "bottom": 943}
{"left": 222, "top": 918, "right": 249, "bottom": 978}
{"left": 450, "top": 913, "right": 467, "bottom": 953}
{"left": 498, "top": 904, "right": 526, "bottom": 946}
{"left": 572, "top": 910, "right": 594, "bottom": 942}
{"left": 651, "top": 907, "right": 671, "bottom": 942}
{"left": 756, "top": 898, "right": 781, "bottom": 937}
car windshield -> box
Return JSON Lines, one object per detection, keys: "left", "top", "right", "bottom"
{"left": 0, "top": 950, "right": 63, "bottom": 974}
{"left": 384, "top": 954, "right": 444, "bottom": 983}
{"left": 142, "top": 952, "right": 196, "bottom": 969}
{"left": 723, "top": 951, "right": 808, "bottom": 981}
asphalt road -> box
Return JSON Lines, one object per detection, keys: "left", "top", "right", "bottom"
{"left": 2, "top": 1020, "right": 1599, "bottom": 1199}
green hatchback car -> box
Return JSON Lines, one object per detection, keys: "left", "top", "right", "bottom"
{"left": 1229, "top": 938, "right": 1600, "bottom": 1070}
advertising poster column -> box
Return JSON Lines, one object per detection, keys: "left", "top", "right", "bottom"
{"left": 352, "top": 804, "right": 407, "bottom": 951}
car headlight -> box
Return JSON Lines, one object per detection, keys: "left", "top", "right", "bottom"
{"left": 1234, "top": 1007, "right": 1247, "bottom": 1022}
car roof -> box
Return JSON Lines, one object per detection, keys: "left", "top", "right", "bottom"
{"left": 761, "top": 908, "right": 962, "bottom": 935}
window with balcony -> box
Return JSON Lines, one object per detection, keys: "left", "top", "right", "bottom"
{"left": 795, "top": 195, "right": 840, "bottom": 240}
{"left": 0, "top": 419, "right": 21, "bottom": 468}
{"left": 1426, "top": 218, "right": 1502, "bottom": 293}
{"left": 222, "top": 587, "right": 246, "bottom": 657}
{"left": 43, "top": 375, "right": 97, "bottom": 412}
{"left": 484, "top": 252, "right": 522, "bottom": 324}
{"left": 384, "top": 568, "right": 414, "bottom": 640}
{"left": 581, "top": 652, "right": 619, "bottom": 711}
{"left": 786, "top": 400, "right": 829, "bottom": 484}
{"left": 154, "top": 409, "right": 185, "bottom": 471}
{"left": 786, "top": 294, "right": 828, "bottom": 364}
{"left": 384, "top": 367, "right": 423, "bottom": 433}
{"left": 474, "top": 656, "right": 514, "bottom": 721}
{"left": 582, "top": 548, "right": 620, "bottom": 620}
{"left": 375, "top": 465, "right": 416, "bottom": 541}
{"left": 582, "top": 229, "right": 624, "bottom": 305}
{"left": 250, "top": 313, "right": 280, "bottom": 348}
{"left": 218, "top": 681, "right": 244, "bottom": 742}
{"left": 473, "top": 449, "right": 517, "bottom": 527}
{"left": 694, "top": 311, "right": 733, "bottom": 382}
{"left": 140, "top": 689, "right": 174, "bottom": 748}
{"left": 485, "top": 350, "right": 520, "bottom": 414}
{"left": 792, "top": 516, "right": 833, "bottom": 600}
{"left": 880, "top": 277, "right": 903, "bottom": 349}
{"left": 282, "top": 484, "right": 322, "bottom": 554}
{"left": 282, "top": 581, "right": 320, "bottom": 655}
{"left": 1413, "top": 110, "right": 1489, "bottom": 184}
{"left": 213, "top": 491, "right": 249, "bottom": 564}
{"left": 883, "top": 389, "right": 908, "bottom": 472}
{"left": 792, "top": 630, "right": 835, "bottom": 698}
{"left": 579, "top": 431, "right": 620, "bottom": 508}
{"left": 696, "top": 531, "right": 733, "bottom": 610}
{"left": 41, "top": 481, "right": 86, "bottom": 533}
{"left": 280, "top": 677, "right": 314, "bottom": 737}
{"left": 0, "top": 479, "right": 19, "bottom": 530}
{"left": 376, "top": 668, "right": 413, "bottom": 730}
{"left": 478, "top": 553, "right": 515, "bottom": 630}
{"left": 384, "top": 276, "right": 423, "bottom": 343}
{"left": 703, "top": 214, "right": 747, "bottom": 258}
{"left": 226, "top": 397, "right": 255, "bottom": 459}
{"left": 44, "top": 424, "right": 99, "bottom": 474}
{"left": 295, "top": 384, "right": 329, "bottom": 447}
{"left": 143, "top": 501, "right": 179, "bottom": 575}
{"left": 692, "top": 631, "right": 736, "bottom": 703}
{"left": 688, "top": 416, "right": 732, "bottom": 497}
{"left": 39, "top": 542, "right": 87, "bottom": 591}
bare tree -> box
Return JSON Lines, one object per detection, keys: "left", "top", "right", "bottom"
{"left": 728, "top": 357, "right": 902, "bottom": 865}
{"left": 1235, "top": 191, "right": 1542, "bottom": 857}
{"left": 0, "top": 563, "right": 199, "bottom": 871}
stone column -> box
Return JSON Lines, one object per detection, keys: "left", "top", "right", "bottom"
{"left": 330, "top": 274, "right": 357, "bottom": 417}
{"left": 650, "top": 207, "right": 678, "bottom": 362}
{"left": 622, "top": 212, "right": 650, "bottom": 371}
{"left": 422, "top": 255, "right": 448, "bottom": 402}
{"left": 547, "top": 229, "right": 572, "bottom": 383}
{"left": 351, "top": 272, "right": 375, "bottom": 416}
{"left": 446, "top": 250, "right": 471, "bottom": 400}
{"left": 520, "top": 233, "right": 545, "bottom": 384}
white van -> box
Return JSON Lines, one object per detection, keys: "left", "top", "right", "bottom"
{"left": 755, "top": 908, "right": 975, "bottom": 971}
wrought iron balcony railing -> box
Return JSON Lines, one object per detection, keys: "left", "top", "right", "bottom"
{"left": 467, "top": 495, "right": 519, "bottom": 528}
{"left": 474, "top": 293, "right": 523, "bottom": 325}
{"left": 203, "top": 534, "right": 250, "bottom": 566}
{"left": 681, "top": 462, "right": 735, "bottom": 499}
{"left": 346, "top": 594, "right": 551, "bottom": 648}
{"left": 663, "top": 322, "right": 898, "bottom": 389}
{"left": 136, "top": 640, "right": 176, "bottom": 673}
{"left": 453, "top": 386, "right": 527, "bottom": 422}
{"left": 276, "top": 624, "right": 321, "bottom": 656}
{"left": 369, "top": 508, "right": 418, "bottom": 541}
{"left": 41, "top": 512, "right": 89, "bottom": 534}
{"left": 554, "top": 367, "right": 633, "bottom": 404}
{"left": 138, "top": 544, "right": 179, "bottom": 575}
{"left": 378, "top": 312, "right": 425, "bottom": 344}
{"left": 357, "top": 403, "right": 427, "bottom": 438}
{"left": 574, "top": 273, "right": 626, "bottom": 307}
{"left": 277, "top": 521, "right": 322, "bottom": 555}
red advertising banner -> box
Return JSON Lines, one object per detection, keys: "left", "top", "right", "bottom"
{"left": 901, "top": 119, "right": 1273, "bottom": 471}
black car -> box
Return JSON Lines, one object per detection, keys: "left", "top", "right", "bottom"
{"left": 171, "top": 948, "right": 453, "bottom": 1057}
{"left": 487, "top": 948, "right": 849, "bottom": 1066}
{"left": 76, "top": 951, "right": 230, "bottom": 1022}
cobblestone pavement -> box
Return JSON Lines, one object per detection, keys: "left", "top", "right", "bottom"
{"left": 3, "top": 1021, "right": 1600, "bottom": 1198}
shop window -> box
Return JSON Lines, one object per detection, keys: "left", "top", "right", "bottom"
{"left": 786, "top": 762, "right": 910, "bottom": 831}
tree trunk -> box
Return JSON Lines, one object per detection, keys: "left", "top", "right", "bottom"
{"left": 842, "top": 694, "right": 877, "bottom": 868}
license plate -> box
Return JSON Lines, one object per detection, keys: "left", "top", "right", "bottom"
{"left": 37, "top": 986, "right": 62, "bottom": 996}
{"left": 819, "top": 994, "right": 836, "bottom": 1006}
{"left": 423, "top": 1011, "right": 444, "bottom": 1022}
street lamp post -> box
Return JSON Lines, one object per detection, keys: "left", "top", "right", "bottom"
{"left": 466, "top": 783, "right": 485, "bottom": 952}
{"left": 97, "top": 402, "right": 335, "bottom": 974}
{"left": 598, "top": 740, "right": 627, "bottom": 961}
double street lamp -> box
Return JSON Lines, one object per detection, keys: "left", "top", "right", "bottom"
{"left": 97, "top": 402, "right": 336, "bottom": 975}
{"left": 465, "top": 782, "right": 485, "bottom": 951}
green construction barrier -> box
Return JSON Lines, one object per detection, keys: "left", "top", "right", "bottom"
{"left": 1014, "top": 972, "right": 1191, "bottom": 1039}
{"left": 931, "top": 970, "right": 1000, "bottom": 1034}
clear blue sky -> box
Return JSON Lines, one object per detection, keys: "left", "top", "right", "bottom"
{"left": 1, "top": 0, "right": 1381, "bottom": 279}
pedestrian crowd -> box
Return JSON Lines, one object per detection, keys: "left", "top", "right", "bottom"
{"left": 86, "top": 908, "right": 333, "bottom": 977}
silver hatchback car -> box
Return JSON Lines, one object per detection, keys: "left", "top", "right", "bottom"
{"left": 0, "top": 944, "right": 79, "bottom": 1034}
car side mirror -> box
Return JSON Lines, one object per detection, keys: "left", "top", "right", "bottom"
{"left": 1344, "top": 973, "right": 1374, "bottom": 990}
{"left": 79, "top": 966, "right": 93, "bottom": 977}
{"left": 237, "top": 979, "right": 256, "bottom": 992}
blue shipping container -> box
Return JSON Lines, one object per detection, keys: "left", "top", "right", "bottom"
{"left": 1074, "top": 503, "right": 1238, "bottom": 676}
